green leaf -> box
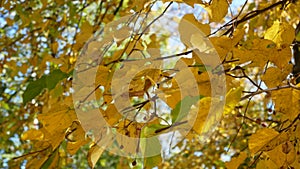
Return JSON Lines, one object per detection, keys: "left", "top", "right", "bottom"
{"left": 41, "top": 148, "right": 59, "bottom": 169}
{"left": 140, "top": 126, "right": 163, "bottom": 168}
{"left": 144, "top": 154, "right": 162, "bottom": 169}
{"left": 23, "top": 77, "right": 46, "bottom": 104}
{"left": 142, "top": 124, "right": 168, "bottom": 137}
{"left": 23, "top": 69, "right": 68, "bottom": 104}
{"left": 171, "top": 95, "right": 204, "bottom": 123}
{"left": 45, "top": 69, "right": 68, "bottom": 90}
{"left": 140, "top": 137, "right": 162, "bottom": 169}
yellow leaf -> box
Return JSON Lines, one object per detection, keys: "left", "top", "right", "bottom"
{"left": 66, "top": 121, "right": 89, "bottom": 155}
{"left": 38, "top": 104, "right": 77, "bottom": 148}
{"left": 266, "top": 141, "right": 296, "bottom": 167}
{"left": 74, "top": 21, "right": 94, "bottom": 50}
{"left": 256, "top": 158, "right": 278, "bottom": 169}
{"left": 225, "top": 152, "right": 247, "bottom": 169}
{"left": 261, "top": 67, "right": 286, "bottom": 88}
{"left": 188, "top": 97, "right": 224, "bottom": 134}
{"left": 128, "top": 68, "right": 161, "bottom": 96}
{"left": 210, "top": 28, "right": 244, "bottom": 61}
{"left": 291, "top": 145, "right": 300, "bottom": 168}
{"left": 294, "top": 121, "right": 300, "bottom": 142}
{"left": 183, "top": 0, "right": 204, "bottom": 7}
{"left": 271, "top": 86, "right": 300, "bottom": 124}
{"left": 134, "top": 0, "right": 148, "bottom": 11}
{"left": 269, "top": 46, "right": 292, "bottom": 69}
{"left": 196, "top": 72, "right": 212, "bottom": 97}
{"left": 179, "top": 14, "right": 209, "bottom": 47}
{"left": 162, "top": 0, "right": 183, "bottom": 3}
{"left": 162, "top": 84, "right": 182, "bottom": 109}
{"left": 124, "top": 37, "right": 144, "bottom": 54}
{"left": 189, "top": 97, "right": 220, "bottom": 134}
{"left": 6, "top": 17, "right": 14, "bottom": 26}
{"left": 69, "top": 56, "right": 76, "bottom": 64}
{"left": 38, "top": 104, "right": 76, "bottom": 134}
{"left": 233, "top": 39, "right": 275, "bottom": 68}
{"left": 51, "top": 41, "right": 58, "bottom": 54}
{"left": 19, "top": 64, "right": 28, "bottom": 74}
{"left": 21, "top": 129, "right": 44, "bottom": 141}
{"left": 224, "top": 87, "right": 243, "bottom": 115}
{"left": 88, "top": 144, "right": 104, "bottom": 169}
{"left": 182, "top": 14, "right": 210, "bottom": 36}
{"left": 204, "top": 0, "right": 228, "bottom": 22}
{"left": 26, "top": 155, "right": 49, "bottom": 169}
{"left": 103, "top": 104, "right": 122, "bottom": 126}
{"left": 116, "top": 120, "right": 142, "bottom": 155}
{"left": 148, "top": 34, "right": 159, "bottom": 48}
{"left": 96, "top": 65, "right": 111, "bottom": 86}
{"left": 248, "top": 128, "right": 279, "bottom": 155}
{"left": 264, "top": 20, "right": 295, "bottom": 47}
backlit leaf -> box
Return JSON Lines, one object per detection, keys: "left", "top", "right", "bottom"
{"left": 256, "top": 158, "right": 278, "bottom": 169}
{"left": 171, "top": 95, "right": 203, "bottom": 123}
{"left": 66, "top": 121, "right": 89, "bottom": 155}
{"left": 204, "top": 0, "right": 229, "bottom": 22}
{"left": 103, "top": 104, "right": 122, "bottom": 126}
{"left": 75, "top": 21, "right": 94, "bottom": 50}
{"left": 266, "top": 141, "right": 296, "bottom": 167}
{"left": 210, "top": 28, "right": 245, "bottom": 60}
{"left": 225, "top": 152, "right": 247, "bottom": 169}
{"left": 271, "top": 85, "right": 300, "bottom": 123}
{"left": 38, "top": 104, "right": 76, "bottom": 148}
{"left": 140, "top": 136, "right": 162, "bottom": 169}
{"left": 41, "top": 149, "right": 59, "bottom": 169}
{"left": 248, "top": 128, "right": 279, "bottom": 155}
{"left": 264, "top": 20, "right": 295, "bottom": 47}
{"left": 144, "top": 154, "right": 162, "bottom": 169}
{"left": 224, "top": 87, "right": 243, "bottom": 115}
{"left": 261, "top": 67, "right": 286, "bottom": 88}
{"left": 88, "top": 144, "right": 104, "bottom": 168}
{"left": 21, "top": 129, "right": 44, "bottom": 141}
{"left": 181, "top": 14, "right": 210, "bottom": 36}
{"left": 142, "top": 124, "right": 169, "bottom": 137}
{"left": 188, "top": 97, "right": 223, "bottom": 134}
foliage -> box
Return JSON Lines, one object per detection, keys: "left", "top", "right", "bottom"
{"left": 1, "top": 0, "right": 300, "bottom": 168}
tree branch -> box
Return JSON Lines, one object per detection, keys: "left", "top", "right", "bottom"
{"left": 223, "top": 0, "right": 287, "bottom": 35}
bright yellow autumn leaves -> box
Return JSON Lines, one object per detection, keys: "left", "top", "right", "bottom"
{"left": 188, "top": 87, "right": 242, "bottom": 136}
{"left": 204, "top": 0, "right": 229, "bottom": 22}
{"left": 271, "top": 85, "right": 300, "bottom": 123}
{"left": 69, "top": 5, "right": 234, "bottom": 165}
{"left": 264, "top": 20, "right": 295, "bottom": 47}
{"left": 7, "top": 0, "right": 300, "bottom": 168}
{"left": 248, "top": 127, "right": 300, "bottom": 168}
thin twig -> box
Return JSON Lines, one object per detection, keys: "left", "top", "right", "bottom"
{"left": 223, "top": 0, "right": 287, "bottom": 35}
{"left": 241, "top": 85, "right": 292, "bottom": 101}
